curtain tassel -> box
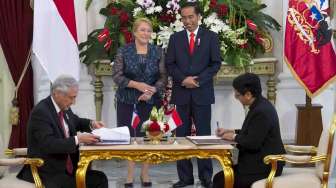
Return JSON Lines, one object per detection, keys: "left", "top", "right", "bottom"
{"left": 9, "top": 46, "right": 32, "bottom": 126}
{"left": 9, "top": 97, "right": 19, "bottom": 126}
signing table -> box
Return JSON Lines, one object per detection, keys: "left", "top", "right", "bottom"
{"left": 76, "top": 138, "right": 234, "bottom": 188}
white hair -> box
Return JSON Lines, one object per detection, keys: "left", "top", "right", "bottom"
{"left": 51, "top": 75, "right": 78, "bottom": 94}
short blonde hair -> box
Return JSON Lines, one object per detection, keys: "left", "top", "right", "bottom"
{"left": 132, "top": 17, "right": 153, "bottom": 33}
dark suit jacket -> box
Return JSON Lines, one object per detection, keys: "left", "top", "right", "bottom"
{"left": 17, "top": 96, "right": 91, "bottom": 182}
{"left": 165, "top": 27, "right": 221, "bottom": 105}
{"left": 234, "top": 96, "right": 286, "bottom": 175}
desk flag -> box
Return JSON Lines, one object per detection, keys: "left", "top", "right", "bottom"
{"left": 131, "top": 105, "right": 140, "bottom": 129}
{"left": 284, "top": 0, "right": 336, "bottom": 97}
{"left": 165, "top": 107, "right": 182, "bottom": 131}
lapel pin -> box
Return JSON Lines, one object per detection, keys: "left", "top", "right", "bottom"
{"left": 197, "top": 38, "right": 200, "bottom": 46}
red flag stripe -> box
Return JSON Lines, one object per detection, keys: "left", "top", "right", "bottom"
{"left": 172, "top": 109, "right": 182, "bottom": 126}
{"left": 132, "top": 112, "right": 140, "bottom": 129}
{"left": 53, "top": 0, "right": 78, "bottom": 43}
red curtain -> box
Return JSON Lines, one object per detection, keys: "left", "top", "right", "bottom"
{"left": 0, "top": 0, "right": 34, "bottom": 148}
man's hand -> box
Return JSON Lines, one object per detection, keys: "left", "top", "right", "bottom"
{"left": 216, "top": 128, "right": 234, "bottom": 137}
{"left": 91, "top": 120, "right": 105, "bottom": 129}
{"left": 77, "top": 132, "right": 100, "bottom": 144}
{"left": 181, "top": 76, "right": 199, "bottom": 88}
{"left": 222, "top": 132, "right": 236, "bottom": 141}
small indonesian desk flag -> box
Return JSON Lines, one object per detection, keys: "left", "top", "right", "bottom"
{"left": 131, "top": 106, "right": 140, "bottom": 129}
{"left": 165, "top": 108, "right": 182, "bottom": 131}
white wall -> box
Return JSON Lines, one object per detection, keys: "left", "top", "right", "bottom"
{"left": 0, "top": 46, "right": 15, "bottom": 147}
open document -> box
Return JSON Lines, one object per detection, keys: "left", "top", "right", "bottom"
{"left": 92, "top": 126, "right": 131, "bottom": 145}
{"left": 186, "top": 135, "right": 236, "bottom": 145}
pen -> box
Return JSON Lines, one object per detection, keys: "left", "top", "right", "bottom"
{"left": 216, "top": 121, "right": 219, "bottom": 129}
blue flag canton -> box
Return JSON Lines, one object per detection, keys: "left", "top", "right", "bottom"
{"left": 309, "top": 5, "right": 323, "bottom": 21}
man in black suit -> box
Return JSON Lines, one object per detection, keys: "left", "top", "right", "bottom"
{"left": 213, "top": 73, "right": 286, "bottom": 188}
{"left": 17, "top": 75, "right": 108, "bottom": 188}
{"left": 165, "top": 2, "right": 221, "bottom": 188}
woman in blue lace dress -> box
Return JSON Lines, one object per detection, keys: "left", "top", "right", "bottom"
{"left": 112, "top": 18, "right": 167, "bottom": 188}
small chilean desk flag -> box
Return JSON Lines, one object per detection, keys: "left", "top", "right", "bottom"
{"left": 131, "top": 105, "right": 140, "bottom": 129}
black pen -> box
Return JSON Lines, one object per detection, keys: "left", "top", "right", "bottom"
{"left": 216, "top": 121, "right": 219, "bottom": 129}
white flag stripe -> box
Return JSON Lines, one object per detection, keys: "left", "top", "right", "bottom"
{"left": 33, "top": 0, "right": 80, "bottom": 82}
{"left": 167, "top": 116, "right": 177, "bottom": 131}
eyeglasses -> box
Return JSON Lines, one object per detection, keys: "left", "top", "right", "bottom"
{"left": 234, "top": 93, "right": 242, "bottom": 98}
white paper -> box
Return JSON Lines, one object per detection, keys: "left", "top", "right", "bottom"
{"left": 92, "top": 126, "right": 131, "bottom": 144}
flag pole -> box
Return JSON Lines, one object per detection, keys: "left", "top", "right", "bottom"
{"left": 173, "top": 129, "right": 178, "bottom": 145}
{"left": 133, "top": 127, "right": 137, "bottom": 145}
{"left": 173, "top": 105, "right": 179, "bottom": 144}
{"left": 133, "top": 104, "right": 138, "bottom": 144}
{"left": 305, "top": 94, "right": 312, "bottom": 108}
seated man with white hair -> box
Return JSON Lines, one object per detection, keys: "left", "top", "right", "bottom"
{"left": 17, "top": 75, "right": 108, "bottom": 188}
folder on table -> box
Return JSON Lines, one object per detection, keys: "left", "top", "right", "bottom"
{"left": 186, "top": 135, "right": 236, "bottom": 145}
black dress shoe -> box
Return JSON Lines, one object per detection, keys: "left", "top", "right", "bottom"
{"left": 140, "top": 176, "right": 152, "bottom": 187}
{"left": 124, "top": 182, "right": 133, "bottom": 188}
{"left": 172, "top": 181, "right": 194, "bottom": 188}
{"left": 201, "top": 180, "right": 213, "bottom": 188}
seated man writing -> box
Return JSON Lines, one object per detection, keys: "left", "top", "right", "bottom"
{"left": 17, "top": 75, "right": 108, "bottom": 188}
{"left": 213, "top": 73, "right": 285, "bottom": 188}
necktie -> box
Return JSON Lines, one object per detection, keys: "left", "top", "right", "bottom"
{"left": 58, "top": 111, "right": 73, "bottom": 175}
{"left": 189, "top": 32, "right": 195, "bottom": 54}
{"left": 58, "top": 111, "right": 68, "bottom": 137}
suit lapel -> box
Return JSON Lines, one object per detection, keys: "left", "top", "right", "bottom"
{"left": 63, "top": 111, "right": 75, "bottom": 136}
{"left": 182, "top": 30, "right": 190, "bottom": 56}
{"left": 46, "top": 97, "right": 66, "bottom": 138}
{"left": 193, "top": 27, "right": 204, "bottom": 55}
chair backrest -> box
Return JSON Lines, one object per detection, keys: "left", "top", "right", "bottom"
{"left": 315, "top": 115, "right": 336, "bottom": 184}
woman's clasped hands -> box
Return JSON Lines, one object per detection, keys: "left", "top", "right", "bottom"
{"left": 136, "top": 82, "right": 156, "bottom": 101}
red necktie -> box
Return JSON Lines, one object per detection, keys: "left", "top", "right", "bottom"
{"left": 58, "top": 111, "right": 73, "bottom": 175}
{"left": 189, "top": 32, "right": 195, "bottom": 54}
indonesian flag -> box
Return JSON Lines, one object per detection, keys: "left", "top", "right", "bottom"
{"left": 131, "top": 108, "right": 141, "bottom": 129}
{"left": 284, "top": 0, "right": 336, "bottom": 97}
{"left": 165, "top": 108, "right": 182, "bottom": 131}
{"left": 33, "top": 0, "right": 80, "bottom": 82}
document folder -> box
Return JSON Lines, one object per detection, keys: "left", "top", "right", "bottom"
{"left": 186, "top": 136, "right": 236, "bottom": 145}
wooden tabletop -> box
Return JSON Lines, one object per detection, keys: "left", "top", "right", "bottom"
{"left": 80, "top": 137, "right": 234, "bottom": 151}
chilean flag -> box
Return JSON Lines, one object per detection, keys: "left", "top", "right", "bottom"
{"left": 131, "top": 107, "right": 141, "bottom": 129}
{"left": 165, "top": 108, "right": 182, "bottom": 131}
{"left": 33, "top": 0, "right": 80, "bottom": 82}
{"left": 284, "top": 0, "right": 336, "bottom": 97}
